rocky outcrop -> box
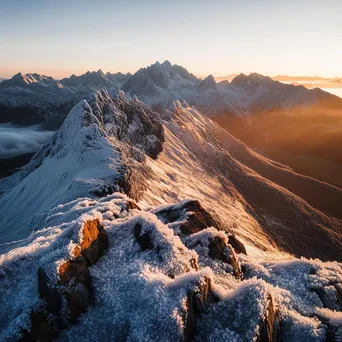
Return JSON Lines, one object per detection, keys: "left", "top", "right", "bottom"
{"left": 21, "top": 219, "right": 109, "bottom": 340}
{"left": 208, "top": 236, "right": 243, "bottom": 279}
{"left": 154, "top": 199, "right": 220, "bottom": 235}
{"left": 228, "top": 234, "right": 247, "bottom": 255}
{"left": 75, "top": 219, "right": 108, "bottom": 265}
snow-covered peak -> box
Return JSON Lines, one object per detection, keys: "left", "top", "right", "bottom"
{"left": 161, "top": 59, "right": 172, "bottom": 69}
{"left": 197, "top": 75, "right": 217, "bottom": 90}
{"left": 0, "top": 72, "right": 54, "bottom": 90}
{"left": 0, "top": 91, "right": 165, "bottom": 249}
{"left": 230, "top": 72, "right": 273, "bottom": 87}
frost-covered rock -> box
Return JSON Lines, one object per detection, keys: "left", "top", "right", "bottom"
{"left": 0, "top": 194, "right": 342, "bottom": 341}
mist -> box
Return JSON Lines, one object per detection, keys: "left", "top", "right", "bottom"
{"left": 0, "top": 123, "right": 54, "bottom": 158}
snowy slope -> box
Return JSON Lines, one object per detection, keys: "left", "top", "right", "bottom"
{"left": 142, "top": 102, "right": 342, "bottom": 261}
{"left": 0, "top": 90, "right": 163, "bottom": 253}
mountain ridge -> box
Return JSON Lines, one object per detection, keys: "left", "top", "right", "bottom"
{"left": 1, "top": 61, "right": 341, "bottom": 128}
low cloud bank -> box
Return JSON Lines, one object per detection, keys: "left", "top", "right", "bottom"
{"left": 0, "top": 124, "right": 54, "bottom": 158}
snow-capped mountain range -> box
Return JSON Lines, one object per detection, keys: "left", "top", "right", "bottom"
{"left": 1, "top": 60, "right": 342, "bottom": 127}
{"left": 1, "top": 90, "right": 342, "bottom": 341}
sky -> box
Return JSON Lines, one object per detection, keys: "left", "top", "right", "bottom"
{"left": 0, "top": 0, "right": 341, "bottom": 79}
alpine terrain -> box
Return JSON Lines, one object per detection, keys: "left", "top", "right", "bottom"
{"left": 1, "top": 88, "right": 342, "bottom": 342}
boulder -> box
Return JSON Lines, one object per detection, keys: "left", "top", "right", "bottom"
{"left": 155, "top": 200, "right": 220, "bottom": 235}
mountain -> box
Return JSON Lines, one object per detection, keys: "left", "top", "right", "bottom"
{"left": 1, "top": 61, "right": 342, "bottom": 188}
{"left": 121, "top": 60, "right": 200, "bottom": 107}
{"left": 1, "top": 91, "right": 342, "bottom": 341}
{"left": 228, "top": 72, "right": 342, "bottom": 113}
{"left": 1, "top": 62, "right": 341, "bottom": 129}
{"left": 0, "top": 70, "right": 130, "bottom": 127}
{"left": 0, "top": 90, "right": 163, "bottom": 248}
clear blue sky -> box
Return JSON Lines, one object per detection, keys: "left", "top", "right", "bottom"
{"left": 0, "top": 0, "right": 341, "bottom": 78}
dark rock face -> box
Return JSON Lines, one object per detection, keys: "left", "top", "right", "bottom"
{"left": 208, "top": 237, "right": 242, "bottom": 280}
{"left": 58, "top": 257, "right": 91, "bottom": 323}
{"left": 20, "top": 310, "right": 58, "bottom": 342}
{"left": 184, "top": 277, "right": 219, "bottom": 342}
{"left": 228, "top": 234, "right": 247, "bottom": 255}
{"left": 134, "top": 222, "right": 154, "bottom": 251}
{"left": 208, "top": 236, "right": 230, "bottom": 262}
{"left": 154, "top": 200, "right": 220, "bottom": 235}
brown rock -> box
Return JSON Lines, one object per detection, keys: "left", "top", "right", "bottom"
{"left": 154, "top": 200, "right": 220, "bottom": 235}
{"left": 228, "top": 234, "right": 247, "bottom": 255}
{"left": 256, "top": 295, "right": 281, "bottom": 342}
{"left": 208, "top": 236, "right": 243, "bottom": 280}
{"left": 58, "top": 257, "right": 90, "bottom": 287}
{"left": 33, "top": 219, "right": 109, "bottom": 339}
{"left": 184, "top": 277, "right": 219, "bottom": 342}
{"left": 79, "top": 219, "right": 108, "bottom": 265}
{"left": 125, "top": 200, "right": 141, "bottom": 211}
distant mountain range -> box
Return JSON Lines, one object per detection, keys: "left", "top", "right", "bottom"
{"left": 1, "top": 60, "right": 342, "bottom": 128}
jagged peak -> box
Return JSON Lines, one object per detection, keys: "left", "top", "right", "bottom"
{"left": 231, "top": 72, "right": 273, "bottom": 86}
{"left": 218, "top": 79, "right": 230, "bottom": 86}
{"left": 96, "top": 69, "right": 105, "bottom": 77}
{"left": 59, "top": 100, "right": 103, "bottom": 139}
{"left": 197, "top": 74, "right": 217, "bottom": 90}
{"left": 162, "top": 60, "right": 172, "bottom": 67}
{"left": 10, "top": 72, "right": 54, "bottom": 84}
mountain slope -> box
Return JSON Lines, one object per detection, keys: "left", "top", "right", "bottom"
{"left": 0, "top": 90, "right": 163, "bottom": 252}
{"left": 142, "top": 102, "right": 342, "bottom": 261}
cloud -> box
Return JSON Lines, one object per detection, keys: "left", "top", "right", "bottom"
{"left": 0, "top": 124, "right": 54, "bottom": 158}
